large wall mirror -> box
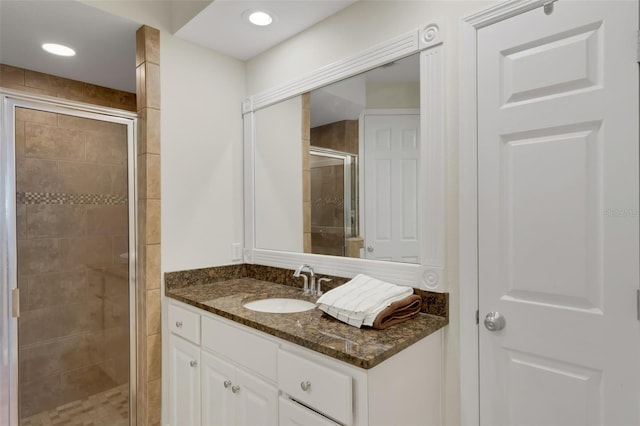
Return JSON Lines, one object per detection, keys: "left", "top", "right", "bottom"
{"left": 243, "top": 24, "right": 446, "bottom": 290}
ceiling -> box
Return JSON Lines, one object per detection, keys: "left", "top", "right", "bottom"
{"left": 174, "top": 0, "right": 357, "bottom": 61}
{"left": 0, "top": 0, "right": 139, "bottom": 92}
{"left": 0, "top": 0, "right": 357, "bottom": 93}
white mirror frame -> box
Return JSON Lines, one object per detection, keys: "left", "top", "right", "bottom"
{"left": 242, "top": 21, "right": 446, "bottom": 290}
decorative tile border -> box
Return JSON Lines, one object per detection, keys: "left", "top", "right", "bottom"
{"left": 16, "top": 191, "right": 127, "bottom": 205}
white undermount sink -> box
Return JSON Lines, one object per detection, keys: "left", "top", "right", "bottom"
{"left": 243, "top": 298, "right": 316, "bottom": 313}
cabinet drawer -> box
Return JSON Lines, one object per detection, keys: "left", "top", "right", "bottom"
{"left": 168, "top": 303, "right": 200, "bottom": 344}
{"left": 279, "top": 396, "right": 341, "bottom": 426}
{"left": 278, "top": 350, "right": 352, "bottom": 426}
{"left": 201, "top": 316, "right": 277, "bottom": 382}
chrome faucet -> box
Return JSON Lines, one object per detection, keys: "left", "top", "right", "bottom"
{"left": 293, "top": 264, "right": 315, "bottom": 295}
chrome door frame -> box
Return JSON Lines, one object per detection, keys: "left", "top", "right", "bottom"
{"left": 0, "top": 89, "right": 138, "bottom": 426}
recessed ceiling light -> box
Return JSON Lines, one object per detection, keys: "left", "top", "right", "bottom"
{"left": 42, "top": 43, "right": 76, "bottom": 57}
{"left": 248, "top": 11, "right": 273, "bottom": 26}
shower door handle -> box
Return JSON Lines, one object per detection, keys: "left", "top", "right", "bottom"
{"left": 11, "top": 288, "right": 20, "bottom": 318}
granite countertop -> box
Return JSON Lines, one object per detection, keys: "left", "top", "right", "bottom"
{"left": 166, "top": 277, "right": 448, "bottom": 369}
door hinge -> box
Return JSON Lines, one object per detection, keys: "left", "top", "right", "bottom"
{"left": 11, "top": 288, "right": 20, "bottom": 318}
{"left": 637, "top": 289, "right": 640, "bottom": 321}
{"left": 637, "top": 30, "right": 640, "bottom": 63}
{"left": 476, "top": 309, "right": 479, "bottom": 325}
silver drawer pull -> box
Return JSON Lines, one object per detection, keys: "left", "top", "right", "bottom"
{"left": 231, "top": 385, "right": 240, "bottom": 394}
{"left": 300, "top": 381, "right": 311, "bottom": 391}
{"left": 224, "top": 380, "right": 232, "bottom": 388}
{"left": 190, "top": 360, "right": 197, "bottom": 367}
{"left": 175, "top": 321, "right": 183, "bottom": 328}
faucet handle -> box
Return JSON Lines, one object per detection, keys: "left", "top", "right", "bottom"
{"left": 316, "top": 278, "right": 332, "bottom": 296}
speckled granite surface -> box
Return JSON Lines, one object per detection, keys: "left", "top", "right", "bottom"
{"left": 165, "top": 264, "right": 448, "bottom": 317}
{"left": 165, "top": 276, "right": 448, "bottom": 369}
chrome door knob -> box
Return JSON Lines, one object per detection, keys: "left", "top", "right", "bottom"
{"left": 300, "top": 381, "right": 311, "bottom": 391}
{"left": 190, "top": 360, "right": 197, "bottom": 367}
{"left": 484, "top": 312, "right": 506, "bottom": 332}
{"left": 231, "top": 385, "right": 240, "bottom": 394}
{"left": 367, "top": 245, "right": 374, "bottom": 253}
{"left": 175, "top": 321, "right": 183, "bottom": 328}
{"left": 223, "top": 380, "right": 232, "bottom": 388}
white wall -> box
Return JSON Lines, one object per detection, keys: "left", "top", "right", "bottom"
{"left": 246, "top": 2, "right": 497, "bottom": 424}
{"left": 255, "top": 96, "right": 304, "bottom": 252}
{"left": 82, "top": 1, "right": 246, "bottom": 273}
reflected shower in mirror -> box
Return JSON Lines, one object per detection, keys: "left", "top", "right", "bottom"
{"left": 254, "top": 53, "right": 420, "bottom": 263}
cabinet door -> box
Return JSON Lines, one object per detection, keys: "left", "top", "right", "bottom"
{"left": 236, "top": 368, "right": 278, "bottom": 426}
{"left": 169, "top": 334, "right": 201, "bottom": 426}
{"left": 201, "top": 350, "right": 236, "bottom": 426}
{"left": 279, "top": 396, "right": 340, "bottom": 426}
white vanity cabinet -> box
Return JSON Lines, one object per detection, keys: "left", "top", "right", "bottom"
{"left": 200, "top": 350, "right": 278, "bottom": 425}
{"left": 168, "top": 334, "right": 201, "bottom": 426}
{"left": 167, "top": 299, "right": 443, "bottom": 426}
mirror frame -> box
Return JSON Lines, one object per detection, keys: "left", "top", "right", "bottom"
{"left": 242, "top": 22, "right": 446, "bottom": 290}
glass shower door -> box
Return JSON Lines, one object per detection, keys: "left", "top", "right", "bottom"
{"left": 9, "top": 105, "right": 132, "bottom": 426}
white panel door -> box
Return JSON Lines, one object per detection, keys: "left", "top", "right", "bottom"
{"left": 364, "top": 113, "right": 420, "bottom": 263}
{"left": 169, "top": 334, "right": 201, "bottom": 426}
{"left": 201, "top": 350, "right": 236, "bottom": 426}
{"left": 235, "top": 368, "right": 278, "bottom": 426}
{"left": 478, "top": 1, "right": 640, "bottom": 425}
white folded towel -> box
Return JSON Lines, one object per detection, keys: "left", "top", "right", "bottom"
{"left": 316, "top": 274, "right": 414, "bottom": 328}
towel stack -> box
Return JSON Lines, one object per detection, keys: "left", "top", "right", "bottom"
{"left": 316, "top": 274, "right": 422, "bottom": 329}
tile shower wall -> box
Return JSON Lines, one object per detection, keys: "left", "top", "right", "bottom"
{"left": 15, "top": 107, "right": 130, "bottom": 418}
{"left": 309, "top": 120, "right": 358, "bottom": 256}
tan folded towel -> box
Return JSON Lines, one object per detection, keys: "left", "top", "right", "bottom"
{"left": 371, "top": 295, "right": 422, "bottom": 330}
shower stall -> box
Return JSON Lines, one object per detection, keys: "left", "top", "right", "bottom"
{"left": 0, "top": 93, "right": 137, "bottom": 426}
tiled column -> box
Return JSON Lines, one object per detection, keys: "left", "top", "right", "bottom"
{"left": 135, "top": 25, "right": 161, "bottom": 426}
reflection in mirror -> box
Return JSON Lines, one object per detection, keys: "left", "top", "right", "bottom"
{"left": 254, "top": 53, "right": 420, "bottom": 263}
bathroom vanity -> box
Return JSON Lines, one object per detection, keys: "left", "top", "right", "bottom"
{"left": 164, "top": 267, "right": 448, "bottom": 426}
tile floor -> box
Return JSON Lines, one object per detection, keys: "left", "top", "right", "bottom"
{"left": 20, "top": 383, "right": 129, "bottom": 426}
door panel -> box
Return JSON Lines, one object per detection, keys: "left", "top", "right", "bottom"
{"left": 363, "top": 113, "right": 420, "bottom": 263}
{"left": 478, "top": 2, "right": 639, "bottom": 425}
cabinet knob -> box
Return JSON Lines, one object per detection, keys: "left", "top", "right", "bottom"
{"left": 300, "top": 381, "right": 311, "bottom": 391}
{"left": 224, "top": 380, "right": 232, "bottom": 389}
{"left": 190, "top": 360, "right": 197, "bottom": 368}
{"left": 175, "top": 321, "right": 183, "bottom": 328}
{"left": 231, "top": 385, "right": 240, "bottom": 394}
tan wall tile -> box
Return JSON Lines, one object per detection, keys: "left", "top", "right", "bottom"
{"left": 145, "top": 63, "right": 161, "bottom": 109}
{"left": 24, "top": 123, "right": 85, "bottom": 161}
{"left": 27, "top": 269, "right": 87, "bottom": 310}
{"left": 15, "top": 120, "right": 25, "bottom": 159}
{"left": 146, "top": 200, "right": 161, "bottom": 244}
{"left": 17, "top": 238, "right": 63, "bottom": 275}
{"left": 146, "top": 333, "right": 161, "bottom": 381}
{"left": 143, "top": 26, "right": 160, "bottom": 65}
{"left": 24, "top": 70, "right": 59, "bottom": 94}
{"left": 57, "top": 299, "right": 104, "bottom": 336}
{"left": 136, "top": 64, "right": 146, "bottom": 112}
{"left": 146, "top": 154, "right": 160, "bottom": 199}
{"left": 146, "top": 108, "right": 161, "bottom": 154}
{"left": 147, "top": 378, "right": 162, "bottom": 425}
{"left": 146, "top": 244, "right": 160, "bottom": 290}
{"left": 146, "top": 289, "right": 160, "bottom": 335}
{"left": 16, "top": 204, "right": 26, "bottom": 240}
{"left": 0, "top": 63, "right": 25, "bottom": 86}
{"left": 86, "top": 205, "right": 128, "bottom": 237}
{"left": 57, "top": 162, "right": 112, "bottom": 194}
{"left": 16, "top": 108, "right": 57, "bottom": 125}
{"left": 18, "top": 306, "right": 60, "bottom": 346}
{"left": 137, "top": 108, "right": 147, "bottom": 155}
{"left": 16, "top": 158, "right": 60, "bottom": 193}
{"left": 27, "top": 204, "right": 87, "bottom": 239}
{"left": 24, "top": 334, "right": 91, "bottom": 382}
{"left": 61, "top": 236, "right": 113, "bottom": 270}
{"left": 20, "top": 374, "right": 62, "bottom": 417}
{"left": 137, "top": 154, "right": 147, "bottom": 199}
{"left": 85, "top": 130, "right": 128, "bottom": 165}
{"left": 111, "top": 164, "right": 128, "bottom": 195}
{"left": 57, "top": 114, "right": 126, "bottom": 135}
{"left": 56, "top": 78, "right": 85, "bottom": 99}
